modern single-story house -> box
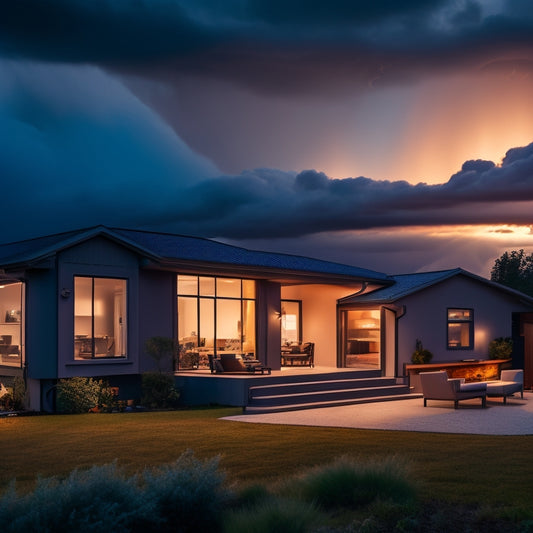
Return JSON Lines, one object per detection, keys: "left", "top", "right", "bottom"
{"left": 1, "top": 226, "right": 532, "bottom": 411}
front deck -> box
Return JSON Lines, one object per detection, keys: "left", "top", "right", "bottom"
{"left": 174, "top": 366, "right": 413, "bottom": 412}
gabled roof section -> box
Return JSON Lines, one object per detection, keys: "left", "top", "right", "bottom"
{"left": 111, "top": 228, "right": 391, "bottom": 283}
{"left": 0, "top": 226, "right": 160, "bottom": 268}
{"left": 0, "top": 226, "right": 391, "bottom": 284}
{"left": 339, "top": 267, "right": 533, "bottom": 305}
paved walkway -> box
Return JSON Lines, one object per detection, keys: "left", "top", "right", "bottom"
{"left": 222, "top": 392, "right": 533, "bottom": 435}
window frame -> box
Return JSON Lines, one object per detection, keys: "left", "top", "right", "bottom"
{"left": 0, "top": 280, "right": 25, "bottom": 368}
{"left": 73, "top": 276, "right": 128, "bottom": 360}
{"left": 446, "top": 307, "right": 474, "bottom": 350}
{"left": 281, "top": 299, "right": 302, "bottom": 345}
{"left": 177, "top": 275, "right": 257, "bottom": 368}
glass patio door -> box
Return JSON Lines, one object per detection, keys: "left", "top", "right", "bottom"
{"left": 342, "top": 309, "right": 381, "bottom": 369}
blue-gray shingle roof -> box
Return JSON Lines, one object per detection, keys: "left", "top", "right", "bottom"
{"left": 339, "top": 267, "right": 533, "bottom": 304}
{"left": 112, "top": 228, "right": 390, "bottom": 281}
{"left": 339, "top": 269, "right": 468, "bottom": 303}
{"left": 0, "top": 228, "right": 89, "bottom": 266}
{"left": 0, "top": 226, "right": 391, "bottom": 283}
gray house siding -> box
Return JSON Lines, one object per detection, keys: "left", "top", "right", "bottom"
{"left": 26, "top": 268, "right": 58, "bottom": 380}
{"left": 138, "top": 270, "right": 177, "bottom": 373}
{"left": 396, "top": 275, "right": 533, "bottom": 373}
{"left": 56, "top": 237, "right": 140, "bottom": 379}
{"left": 256, "top": 280, "right": 282, "bottom": 370}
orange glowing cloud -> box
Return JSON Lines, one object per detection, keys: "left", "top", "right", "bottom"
{"left": 316, "top": 70, "right": 533, "bottom": 185}
{"left": 394, "top": 72, "right": 533, "bottom": 184}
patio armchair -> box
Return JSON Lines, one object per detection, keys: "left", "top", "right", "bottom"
{"left": 420, "top": 370, "right": 487, "bottom": 409}
{"left": 485, "top": 369, "right": 523, "bottom": 404}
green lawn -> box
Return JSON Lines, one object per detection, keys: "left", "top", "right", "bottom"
{"left": 2, "top": 407, "right": 533, "bottom": 518}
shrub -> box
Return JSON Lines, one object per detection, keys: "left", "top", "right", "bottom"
{"left": 0, "top": 462, "right": 152, "bottom": 533}
{"left": 141, "top": 372, "right": 180, "bottom": 409}
{"left": 223, "top": 498, "right": 322, "bottom": 533}
{"left": 411, "top": 339, "right": 433, "bottom": 364}
{"left": 488, "top": 337, "right": 513, "bottom": 359}
{"left": 0, "top": 377, "right": 26, "bottom": 411}
{"left": 145, "top": 336, "right": 177, "bottom": 372}
{"left": 97, "top": 384, "right": 121, "bottom": 413}
{"left": 279, "top": 455, "right": 416, "bottom": 510}
{"left": 56, "top": 377, "right": 116, "bottom": 414}
{"left": 0, "top": 451, "right": 231, "bottom": 533}
{"left": 232, "top": 483, "right": 271, "bottom": 510}
{"left": 142, "top": 450, "right": 231, "bottom": 533}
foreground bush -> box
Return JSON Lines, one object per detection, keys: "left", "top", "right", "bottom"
{"left": 223, "top": 455, "right": 417, "bottom": 533}
{"left": 5, "top": 450, "right": 523, "bottom": 532}
{"left": 277, "top": 455, "right": 416, "bottom": 509}
{"left": 224, "top": 498, "right": 322, "bottom": 533}
{"left": 0, "top": 462, "right": 147, "bottom": 532}
{"left": 0, "top": 451, "right": 229, "bottom": 533}
{"left": 141, "top": 450, "right": 229, "bottom": 532}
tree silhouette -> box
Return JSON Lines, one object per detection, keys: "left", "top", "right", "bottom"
{"left": 490, "top": 249, "right": 533, "bottom": 296}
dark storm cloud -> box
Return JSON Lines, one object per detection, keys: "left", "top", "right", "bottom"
{"left": 0, "top": 1, "right": 216, "bottom": 63}
{"left": 2, "top": 0, "right": 533, "bottom": 255}
{"left": 2, "top": 55, "right": 532, "bottom": 245}
{"left": 2, "top": 1, "right": 533, "bottom": 95}
{"left": 223, "top": 229, "right": 504, "bottom": 276}
{"left": 0, "top": 60, "right": 217, "bottom": 242}
{"left": 148, "top": 142, "right": 533, "bottom": 239}
{"left": 227, "top": 0, "right": 448, "bottom": 26}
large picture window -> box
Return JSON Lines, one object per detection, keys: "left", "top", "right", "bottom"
{"left": 447, "top": 308, "right": 473, "bottom": 349}
{"left": 74, "top": 277, "right": 127, "bottom": 359}
{"left": 0, "top": 281, "right": 24, "bottom": 368}
{"left": 177, "top": 276, "right": 256, "bottom": 369}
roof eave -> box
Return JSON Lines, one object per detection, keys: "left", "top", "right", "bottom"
{"left": 338, "top": 294, "right": 398, "bottom": 305}
{"left": 147, "top": 258, "right": 393, "bottom": 286}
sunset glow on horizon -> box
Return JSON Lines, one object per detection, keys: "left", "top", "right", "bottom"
{"left": 310, "top": 72, "right": 533, "bottom": 185}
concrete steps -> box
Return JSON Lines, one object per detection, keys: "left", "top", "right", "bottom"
{"left": 245, "top": 373, "right": 418, "bottom": 413}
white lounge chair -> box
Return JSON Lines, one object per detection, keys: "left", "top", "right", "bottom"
{"left": 485, "top": 369, "right": 523, "bottom": 404}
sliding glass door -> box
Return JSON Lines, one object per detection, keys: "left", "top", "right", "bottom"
{"left": 341, "top": 309, "right": 381, "bottom": 369}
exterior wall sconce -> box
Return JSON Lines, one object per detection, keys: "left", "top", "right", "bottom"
{"left": 60, "top": 288, "right": 72, "bottom": 299}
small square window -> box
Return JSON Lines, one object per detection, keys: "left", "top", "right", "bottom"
{"left": 447, "top": 308, "right": 473, "bottom": 349}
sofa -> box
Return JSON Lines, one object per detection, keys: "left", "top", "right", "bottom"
{"left": 419, "top": 370, "right": 487, "bottom": 409}
{"left": 208, "top": 353, "right": 271, "bottom": 374}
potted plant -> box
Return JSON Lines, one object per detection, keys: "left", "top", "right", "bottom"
{"left": 411, "top": 339, "right": 433, "bottom": 364}
{"left": 145, "top": 336, "right": 177, "bottom": 372}
{"left": 488, "top": 337, "right": 513, "bottom": 360}
{"left": 142, "top": 336, "right": 181, "bottom": 409}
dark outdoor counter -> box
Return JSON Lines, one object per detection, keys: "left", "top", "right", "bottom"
{"left": 404, "top": 359, "right": 512, "bottom": 393}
